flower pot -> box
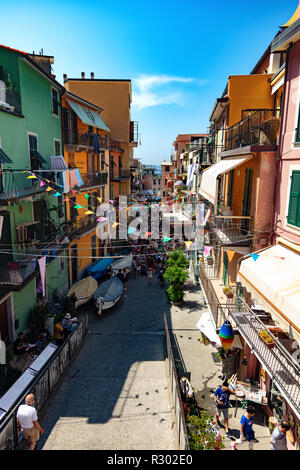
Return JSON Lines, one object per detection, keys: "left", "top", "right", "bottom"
{"left": 258, "top": 333, "right": 275, "bottom": 349}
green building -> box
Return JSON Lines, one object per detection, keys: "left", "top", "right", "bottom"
{"left": 0, "top": 45, "right": 69, "bottom": 344}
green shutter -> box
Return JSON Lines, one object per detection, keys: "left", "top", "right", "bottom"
{"left": 287, "top": 171, "right": 300, "bottom": 227}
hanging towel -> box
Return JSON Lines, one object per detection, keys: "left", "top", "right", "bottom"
{"left": 69, "top": 169, "right": 79, "bottom": 188}
{"left": 75, "top": 168, "right": 84, "bottom": 187}
{"left": 62, "top": 170, "right": 70, "bottom": 193}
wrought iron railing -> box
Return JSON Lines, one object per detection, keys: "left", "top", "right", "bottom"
{"left": 109, "top": 169, "right": 130, "bottom": 181}
{"left": 0, "top": 171, "right": 53, "bottom": 201}
{"left": 207, "top": 216, "right": 254, "bottom": 245}
{"left": 129, "top": 121, "right": 139, "bottom": 143}
{"left": 78, "top": 172, "right": 108, "bottom": 189}
{"left": 224, "top": 109, "right": 281, "bottom": 151}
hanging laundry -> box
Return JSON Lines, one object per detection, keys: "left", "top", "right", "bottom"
{"left": 62, "top": 170, "right": 70, "bottom": 193}
{"left": 75, "top": 168, "right": 84, "bottom": 186}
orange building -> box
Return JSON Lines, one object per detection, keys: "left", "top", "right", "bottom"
{"left": 62, "top": 91, "right": 110, "bottom": 284}
{"left": 63, "top": 74, "right": 138, "bottom": 202}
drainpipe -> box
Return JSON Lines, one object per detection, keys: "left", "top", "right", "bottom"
{"left": 271, "top": 41, "right": 293, "bottom": 245}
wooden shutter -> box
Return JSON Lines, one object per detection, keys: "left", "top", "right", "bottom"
{"left": 287, "top": 171, "right": 300, "bottom": 227}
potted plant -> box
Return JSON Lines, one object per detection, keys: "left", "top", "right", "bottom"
{"left": 187, "top": 412, "right": 225, "bottom": 450}
{"left": 223, "top": 287, "right": 233, "bottom": 299}
{"left": 258, "top": 329, "right": 275, "bottom": 349}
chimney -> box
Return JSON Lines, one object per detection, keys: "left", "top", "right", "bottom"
{"left": 63, "top": 73, "right": 67, "bottom": 83}
{"left": 91, "top": 72, "right": 94, "bottom": 79}
{"left": 81, "top": 72, "right": 85, "bottom": 79}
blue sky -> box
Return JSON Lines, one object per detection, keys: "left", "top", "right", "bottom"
{"left": 1, "top": 0, "right": 298, "bottom": 163}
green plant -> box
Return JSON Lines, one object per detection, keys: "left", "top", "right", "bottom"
{"left": 216, "top": 348, "right": 226, "bottom": 361}
{"left": 29, "top": 303, "right": 49, "bottom": 339}
{"left": 164, "top": 250, "right": 189, "bottom": 304}
{"left": 187, "top": 411, "right": 224, "bottom": 450}
{"left": 259, "top": 329, "right": 274, "bottom": 344}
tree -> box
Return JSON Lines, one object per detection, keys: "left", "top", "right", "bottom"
{"left": 164, "top": 250, "right": 189, "bottom": 303}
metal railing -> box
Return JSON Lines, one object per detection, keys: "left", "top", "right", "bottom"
{"left": 78, "top": 172, "right": 108, "bottom": 189}
{"left": 163, "top": 314, "right": 190, "bottom": 450}
{"left": 224, "top": 109, "right": 281, "bottom": 151}
{"left": 0, "top": 316, "right": 88, "bottom": 450}
{"left": 208, "top": 216, "right": 254, "bottom": 245}
{"left": 63, "top": 130, "right": 110, "bottom": 150}
{"left": 228, "top": 298, "right": 300, "bottom": 419}
{"left": 129, "top": 121, "right": 139, "bottom": 143}
{"left": 0, "top": 171, "right": 53, "bottom": 201}
{"left": 109, "top": 169, "right": 130, "bottom": 181}
{"left": 198, "top": 263, "right": 227, "bottom": 328}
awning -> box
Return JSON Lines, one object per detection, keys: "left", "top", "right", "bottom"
{"left": 50, "top": 155, "right": 68, "bottom": 171}
{"left": 67, "top": 99, "right": 110, "bottom": 132}
{"left": 0, "top": 148, "right": 13, "bottom": 164}
{"left": 196, "top": 311, "right": 222, "bottom": 346}
{"left": 199, "top": 155, "right": 253, "bottom": 204}
{"left": 30, "top": 150, "right": 47, "bottom": 164}
{"left": 237, "top": 239, "right": 300, "bottom": 342}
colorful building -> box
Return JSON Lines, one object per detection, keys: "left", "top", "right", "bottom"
{"left": 0, "top": 46, "right": 68, "bottom": 344}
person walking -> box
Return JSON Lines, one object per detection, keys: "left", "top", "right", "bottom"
{"left": 148, "top": 266, "right": 153, "bottom": 286}
{"left": 231, "top": 405, "right": 256, "bottom": 450}
{"left": 213, "top": 380, "right": 236, "bottom": 437}
{"left": 271, "top": 420, "right": 290, "bottom": 450}
{"left": 17, "top": 394, "right": 44, "bottom": 450}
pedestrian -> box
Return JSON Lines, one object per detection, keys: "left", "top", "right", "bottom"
{"left": 213, "top": 380, "right": 236, "bottom": 437}
{"left": 70, "top": 317, "right": 80, "bottom": 333}
{"left": 148, "top": 266, "right": 153, "bottom": 285}
{"left": 62, "top": 313, "right": 72, "bottom": 339}
{"left": 271, "top": 420, "right": 290, "bottom": 450}
{"left": 13, "top": 332, "right": 35, "bottom": 358}
{"left": 53, "top": 320, "right": 64, "bottom": 346}
{"left": 17, "top": 394, "right": 44, "bottom": 450}
{"left": 231, "top": 405, "right": 256, "bottom": 450}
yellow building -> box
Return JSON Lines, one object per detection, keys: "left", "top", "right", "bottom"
{"left": 63, "top": 74, "right": 139, "bottom": 202}
{"left": 62, "top": 91, "right": 110, "bottom": 284}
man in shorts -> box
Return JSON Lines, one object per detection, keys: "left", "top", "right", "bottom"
{"left": 214, "top": 380, "right": 236, "bottom": 437}
{"left": 17, "top": 393, "right": 44, "bottom": 450}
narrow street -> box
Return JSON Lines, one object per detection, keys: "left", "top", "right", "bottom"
{"left": 37, "top": 274, "right": 177, "bottom": 450}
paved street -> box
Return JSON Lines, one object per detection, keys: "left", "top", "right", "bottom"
{"left": 37, "top": 274, "right": 177, "bottom": 450}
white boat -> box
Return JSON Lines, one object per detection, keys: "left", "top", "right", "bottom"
{"left": 93, "top": 277, "right": 124, "bottom": 314}
{"left": 66, "top": 276, "right": 98, "bottom": 309}
{"left": 111, "top": 254, "right": 133, "bottom": 274}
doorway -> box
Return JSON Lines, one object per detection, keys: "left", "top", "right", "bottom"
{"left": 71, "top": 244, "right": 78, "bottom": 284}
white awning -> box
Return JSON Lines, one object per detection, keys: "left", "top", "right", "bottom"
{"left": 237, "top": 239, "right": 300, "bottom": 343}
{"left": 50, "top": 155, "right": 68, "bottom": 171}
{"left": 196, "top": 311, "right": 222, "bottom": 346}
{"left": 199, "top": 155, "right": 253, "bottom": 204}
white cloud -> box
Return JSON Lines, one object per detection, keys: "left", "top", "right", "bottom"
{"left": 132, "top": 74, "right": 196, "bottom": 110}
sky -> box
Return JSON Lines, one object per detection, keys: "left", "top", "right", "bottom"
{"left": 1, "top": 0, "right": 299, "bottom": 164}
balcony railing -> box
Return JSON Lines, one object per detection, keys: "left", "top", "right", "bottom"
{"left": 76, "top": 172, "right": 108, "bottom": 189}
{"left": 228, "top": 298, "right": 300, "bottom": 419}
{"left": 69, "top": 213, "right": 98, "bottom": 238}
{"left": 63, "top": 129, "right": 110, "bottom": 150}
{"left": 207, "top": 214, "right": 254, "bottom": 246}
{"left": 0, "top": 171, "right": 53, "bottom": 201}
{"left": 110, "top": 169, "right": 130, "bottom": 181}
{"left": 224, "top": 109, "right": 281, "bottom": 151}
{"left": 129, "top": 121, "right": 139, "bottom": 143}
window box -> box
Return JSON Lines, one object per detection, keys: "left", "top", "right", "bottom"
{"left": 258, "top": 329, "right": 275, "bottom": 349}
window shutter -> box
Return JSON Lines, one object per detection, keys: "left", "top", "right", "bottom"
{"left": 287, "top": 171, "right": 300, "bottom": 227}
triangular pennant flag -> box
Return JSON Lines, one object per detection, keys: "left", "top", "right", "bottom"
{"left": 85, "top": 210, "right": 94, "bottom": 215}
{"left": 97, "top": 217, "right": 107, "bottom": 222}
{"left": 54, "top": 192, "right": 61, "bottom": 197}
{"left": 45, "top": 179, "right": 50, "bottom": 183}
{"left": 40, "top": 181, "right": 46, "bottom": 187}
{"left": 97, "top": 197, "right": 102, "bottom": 203}
{"left": 128, "top": 227, "right": 136, "bottom": 234}
{"left": 27, "top": 175, "right": 37, "bottom": 179}
{"left": 74, "top": 205, "right": 83, "bottom": 209}
{"left": 84, "top": 194, "right": 90, "bottom": 200}
{"left": 110, "top": 200, "right": 114, "bottom": 204}
{"left": 204, "top": 246, "right": 213, "bottom": 257}
{"left": 46, "top": 187, "right": 53, "bottom": 192}
{"left": 71, "top": 190, "right": 76, "bottom": 196}
{"left": 163, "top": 237, "right": 172, "bottom": 242}
{"left": 144, "top": 231, "right": 152, "bottom": 237}
{"left": 226, "top": 250, "right": 235, "bottom": 263}
{"left": 112, "top": 222, "right": 119, "bottom": 228}
{"left": 250, "top": 254, "right": 259, "bottom": 262}
{"left": 185, "top": 241, "right": 193, "bottom": 249}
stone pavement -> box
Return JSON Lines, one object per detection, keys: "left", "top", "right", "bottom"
{"left": 37, "top": 274, "right": 177, "bottom": 450}
{"left": 168, "top": 278, "right": 272, "bottom": 450}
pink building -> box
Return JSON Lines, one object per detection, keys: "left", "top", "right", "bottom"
{"left": 161, "top": 161, "right": 175, "bottom": 198}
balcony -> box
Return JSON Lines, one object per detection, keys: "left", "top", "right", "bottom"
{"left": 207, "top": 214, "right": 254, "bottom": 246}
{"left": 0, "top": 171, "right": 52, "bottom": 201}
{"left": 224, "top": 109, "right": 280, "bottom": 152}
{"left": 110, "top": 169, "right": 130, "bottom": 181}
{"left": 129, "top": 121, "right": 139, "bottom": 146}
{"left": 68, "top": 213, "right": 98, "bottom": 239}
{"left": 76, "top": 172, "right": 108, "bottom": 190}
{"left": 63, "top": 129, "right": 110, "bottom": 150}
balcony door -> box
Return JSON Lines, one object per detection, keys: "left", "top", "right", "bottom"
{"left": 241, "top": 168, "right": 253, "bottom": 234}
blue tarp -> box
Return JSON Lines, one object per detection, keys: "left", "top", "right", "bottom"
{"left": 93, "top": 277, "right": 123, "bottom": 302}
{"left": 86, "top": 257, "right": 113, "bottom": 280}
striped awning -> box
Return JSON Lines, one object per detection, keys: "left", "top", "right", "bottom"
{"left": 50, "top": 155, "right": 68, "bottom": 170}
{"left": 67, "top": 99, "right": 110, "bottom": 132}
{"left": 0, "top": 148, "right": 13, "bottom": 164}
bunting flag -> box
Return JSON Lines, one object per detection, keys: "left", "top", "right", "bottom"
{"left": 204, "top": 245, "right": 213, "bottom": 257}
{"left": 97, "top": 197, "right": 102, "bottom": 203}
{"left": 27, "top": 175, "right": 37, "bottom": 179}
{"left": 110, "top": 200, "right": 114, "bottom": 204}
{"left": 71, "top": 190, "right": 76, "bottom": 196}
{"left": 250, "top": 254, "right": 259, "bottom": 262}
{"left": 112, "top": 222, "right": 119, "bottom": 228}
{"left": 85, "top": 210, "right": 94, "bottom": 215}
{"left": 40, "top": 181, "right": 46, "bottom": 187}
{"left": 38, "top": 256, "right": 46, "bottom": 297}
{"left": 84, "top": 194, "right": 90, "bottom": 200}
{"left": 74, "top": 205, "right": 83, "bottom": 209}
{"left": 97, "top": 217, "right": 107, "bottom": 222}
{"left": 185, "top": 241, "right": 193, "bottom": 249}
{"left": 144, "top": 231, "right": 152, "bottom": 237}
{"left": 226, "top": 250, "right": 236, "bottom": 263}
{"left": 46, "top": 187, "right": 53, "bottom": 192}
{"left": 54, "top": 192, "right": 61, "bottom": 197}
{"left": 163, "top": 237, "right": 172, "bottom": 242}
{"left": 128, "top": 227, "right": 136, "bottom": 234}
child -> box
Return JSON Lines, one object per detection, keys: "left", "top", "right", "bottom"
{"left": 231, "top": 405, "right": 256, "bottom": 450}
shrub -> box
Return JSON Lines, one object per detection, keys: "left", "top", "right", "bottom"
{"left": 164, "top": 250, "right": 189, "bottom": 303}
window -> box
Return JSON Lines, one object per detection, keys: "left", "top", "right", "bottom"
{"left": 287, "top": 170, "right": 300, "bottom": 228}
{"left": 29, "top": 134, "right": 40, "bottom": 171}
{"left": 54, "top": 139, "right": 61, "bottom": 156}
{"left": 52, "top": 88, "right": 59, "bottom": 116}
{"left": 165, "top": 166, "right": 170, "bottom": 172}
{"left": 296, "top": 105, "right": 300, "bottom": 143}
